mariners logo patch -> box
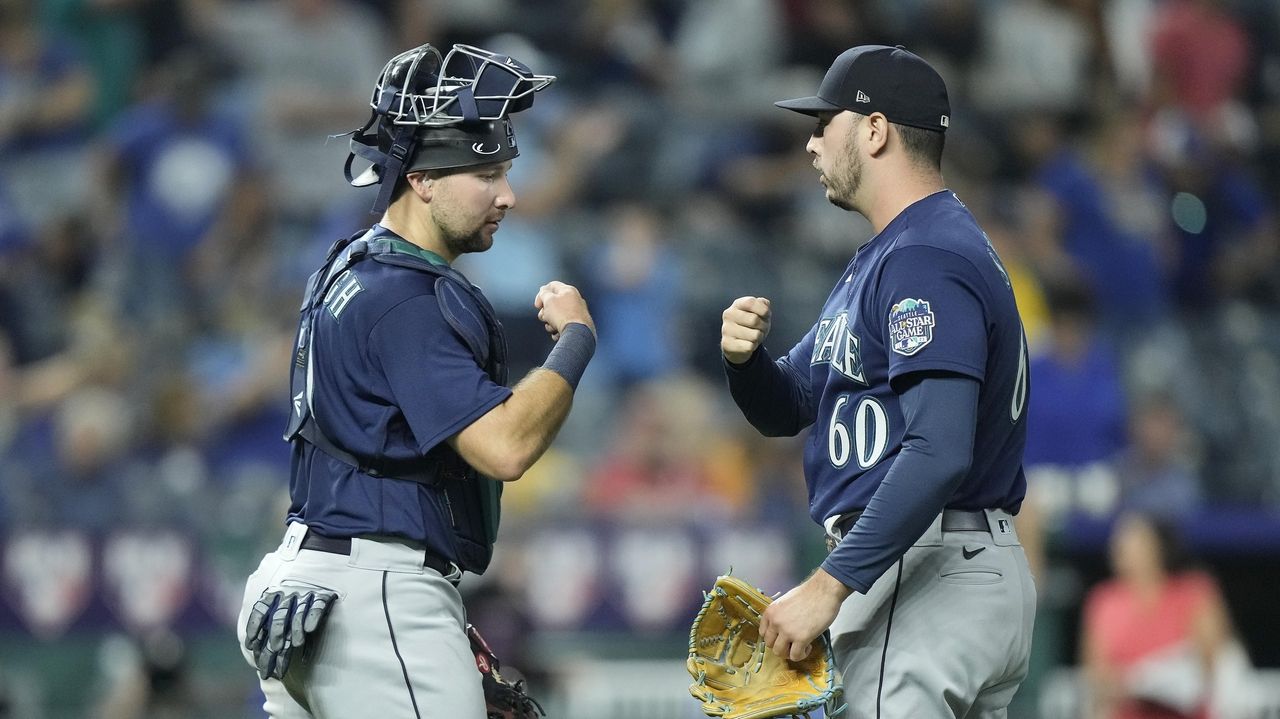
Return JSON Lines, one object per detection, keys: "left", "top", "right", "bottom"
{"left": 888, "top": 298, "right": 935, "bottom": 356}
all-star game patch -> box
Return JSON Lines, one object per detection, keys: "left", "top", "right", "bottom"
{"left": 888, "top": 298, "right": 936, "bottom": 356}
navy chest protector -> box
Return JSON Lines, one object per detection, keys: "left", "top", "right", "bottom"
{"left": 284, "top": 231, "right": 509, "bottom": 573}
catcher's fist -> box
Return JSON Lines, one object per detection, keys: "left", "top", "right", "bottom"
{"left": 534, "top": 281, "right": 594, "bottom": 341}
{"left": 721, "top": 296, "right": 771, "bottom": 365}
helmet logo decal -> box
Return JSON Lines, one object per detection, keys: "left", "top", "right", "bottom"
{"left": 471, "top": 142, "right": 501, "bottom": 155}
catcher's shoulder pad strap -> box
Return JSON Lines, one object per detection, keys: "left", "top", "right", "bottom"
{"left": 365, "top": 239, "right": 507, "bottom": 384}
{"left": 436, "top": 276, "right": 491, "bottom": 369}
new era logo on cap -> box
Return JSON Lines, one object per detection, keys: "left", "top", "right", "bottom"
{"left": 775, "top": 45, "right": 951, "bottom": 132}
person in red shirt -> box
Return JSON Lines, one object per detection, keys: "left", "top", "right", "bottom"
{"left": 1151, "top": 0, "right": 1250, "bottom": 126}
{"left": 1081, "top": 512, "right": 1233, "bottom": 719}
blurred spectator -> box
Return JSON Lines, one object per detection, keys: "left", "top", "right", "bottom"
{"left": 580, "top": 201, "right": 685, "bottom": 390}
{"left": 669, "top": 0, "right": 785, "bottom": 119}
{"left": 0, "top": 213, "right": 100, "bottom": 365}
{"left": 0, "top": 331, "right": 13, "bottom": 528}
{"left": 1148, "top": 115, "right": 1279, "bottom": 308}
{"left": 94, "top": 49, "right": 260, "bottom": 329}
{"left": 583, "top": 375, "right": 744, "bottom": 520}
{"left": 186, "top": 0, "right": 387, "bottom": 227}
{"left": 783, "top": 0, "right": 883, "bottom": 72}
{"left": 6, "top": 385, "right": 136, "bottom": 533}
{"left": 563, "top": 0, "right": 673, "bottom": 90}
{"left": 1032, "top": 108, "right": 1173, "bottom": 336}
{"left": 906, "top": 0, "right": 982, "bottom": 77}
{"left": 1114, "top": 394, "right": 1203, "bottom": 520}
{"left": 1025, "top": 280, "right": 1128, "bottom": 475}
{"left": 0, "top": 175, "right": 26, "bottom": 254}
{"left": 0, "top": 0, "right": 94, "bottom": 228}
{"left": 41, "top": 0, "right": 197, "bottom": 129}
{"left": 1151, "top": 0, "right": 1252, "bottom": 146}
{"left": 969, "top": 0, "right": 1096, "bottom": 116}
{"left": 1081, "top": 512, "right": 1259, "bottom": 719}
{"left": 1019, "top": 278, "right": 1127, "bottom": 580}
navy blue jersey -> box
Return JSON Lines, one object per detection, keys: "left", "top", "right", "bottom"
{"left": 287, "top": 225, "right": 511, "bottom": 548}
{"left": 778, "top": 191, "right": 1028, "bottom": 525}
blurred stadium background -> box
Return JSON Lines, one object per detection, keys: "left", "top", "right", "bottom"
{"left": 2, "top": 0, "right": 1280, "bottom": 716}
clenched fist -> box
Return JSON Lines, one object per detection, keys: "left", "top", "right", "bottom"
{"left": 535, "top": 281, "right": 595, "bottom": 340}
{"left": 721, "top": 296, "right": 771, "bottom": 365}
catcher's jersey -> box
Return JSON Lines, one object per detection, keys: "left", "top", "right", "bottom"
{"left": 286, "top": 225, "right": 511, "bottom": 552}
{"left": 782, "top": 191, "right": 1028, "bottom": 524}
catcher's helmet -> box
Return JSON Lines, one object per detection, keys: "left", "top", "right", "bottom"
{"left": 343, "top": 43, "right": 555, "bottom": 213}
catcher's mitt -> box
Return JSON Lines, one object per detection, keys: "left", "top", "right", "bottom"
{"left": 687, "top": 574, "right": 843, "bottom": 719}
{"left": 467, "top": 623, "right": 545, "bottom": 719}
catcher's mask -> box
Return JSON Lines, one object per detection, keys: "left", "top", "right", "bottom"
{"left": 342, "top": 43, "right": 555, "bottom": 213}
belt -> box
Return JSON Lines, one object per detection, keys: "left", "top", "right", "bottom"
{"left": 300, "top": 532, "right": 454, "bottom": 577}
{"left": 833, "top": 508, "right": 991, "bottom": 540}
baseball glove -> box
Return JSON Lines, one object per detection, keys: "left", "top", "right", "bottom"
{"left": 687, "top": 574, "right": 843, "bottom": 719}
{"left": 467, "top": 623, "right": 545, "bottom": 719}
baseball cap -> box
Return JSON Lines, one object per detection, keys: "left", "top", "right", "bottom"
{"left": 776, "top": 45, "right": 950, "bottom": 132}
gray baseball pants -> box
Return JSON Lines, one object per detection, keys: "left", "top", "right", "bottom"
{"left": 236, "top": 522, "right": 486, "bottom": 718}
{"left": 830, "top": 509, "right": 1036, "bottom": 718}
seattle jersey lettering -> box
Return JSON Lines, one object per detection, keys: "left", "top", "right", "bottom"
{"left": 811, "top": 312, "right": 866, "bottom": 383}
{"left": 324, "top": 271, "right": 364, "bottom": 319}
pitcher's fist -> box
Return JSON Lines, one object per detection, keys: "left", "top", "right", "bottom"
{"left": 721, "top": 296, "right": 771, "bottom": 365}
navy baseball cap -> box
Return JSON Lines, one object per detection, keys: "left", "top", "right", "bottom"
{"left": 776, "top": 45, "right": 950, "bottom": 132}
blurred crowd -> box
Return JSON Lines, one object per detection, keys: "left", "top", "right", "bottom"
{"left": 2, "top": 0, "right": 1280, "bottom": 716}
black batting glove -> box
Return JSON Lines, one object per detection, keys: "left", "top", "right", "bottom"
{"left": 244, "top": 585, "right": 337, "bottom": 680}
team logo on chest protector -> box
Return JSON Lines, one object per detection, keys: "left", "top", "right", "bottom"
{"left": 888, "top": 298, "right": 936, "bottom": 356}
{"left": 811, "top": 312, "right": 866, "bottom": 383}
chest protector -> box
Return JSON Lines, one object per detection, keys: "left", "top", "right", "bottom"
{"left": 284, "top": 230, "right": 508, "bottom": 574}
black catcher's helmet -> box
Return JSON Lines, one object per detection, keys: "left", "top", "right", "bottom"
{"left": 343, "top": 43, "right": 555, "bottom": 213}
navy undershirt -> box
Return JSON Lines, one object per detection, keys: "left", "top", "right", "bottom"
{"left": 820, "top": 371, "right": 978, "bottom": 592}
{"left": 727, "top": 354, "right": 978, "bottom": 592}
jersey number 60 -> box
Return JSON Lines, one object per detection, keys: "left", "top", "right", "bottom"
{"left": 828, "top": 395, "right": 888, "bottom": 469}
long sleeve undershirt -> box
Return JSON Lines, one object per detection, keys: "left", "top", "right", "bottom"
{"left": 820, "top": 372, "right": 979, "bottom": 593}
{"left": 723, "top": 345, "right": 816, "bottom": 437}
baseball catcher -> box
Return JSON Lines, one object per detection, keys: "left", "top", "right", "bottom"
{"left": 688, "top": 573, "right": 844, "bottom": 719}
{"left": 234, "top": 38, "right": 596, "bottom": 717}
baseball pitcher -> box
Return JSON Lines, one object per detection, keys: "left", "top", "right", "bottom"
{"left": 719, "top": 45, "right": 1036, "bottom": 718}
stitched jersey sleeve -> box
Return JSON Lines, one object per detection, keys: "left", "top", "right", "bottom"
{"left": 875, "top": 245, "right": 989, "bottom": 388}
{"left": 369, "top": 294, "right": 511, "bottom": 454}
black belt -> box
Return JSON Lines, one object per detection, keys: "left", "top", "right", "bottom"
{"left": 833, "top": 508, "right": 990, "bottom": 539}
{"left": 300, "top": 532, "right": 454, "bottom": 577}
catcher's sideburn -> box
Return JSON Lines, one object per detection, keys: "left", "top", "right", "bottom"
{"left": 237, "top": 522, "right": 486, "bottom": 718}
{"left": 829, "top": 510, "right": 1037, "bottom": 718}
